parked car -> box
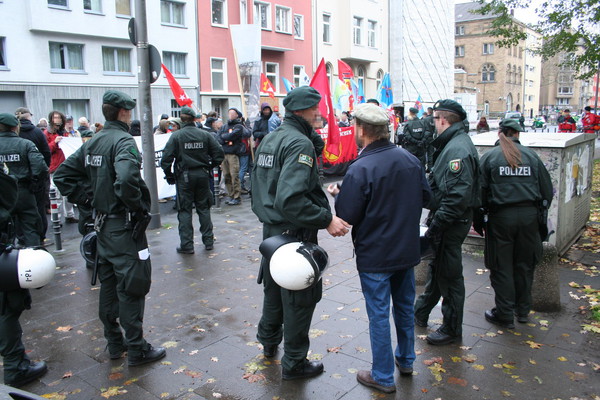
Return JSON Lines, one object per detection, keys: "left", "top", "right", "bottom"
{"left": 504, "top": 111, "right": 522, "bottom": 120}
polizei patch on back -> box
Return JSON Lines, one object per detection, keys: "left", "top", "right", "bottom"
{"left": 498, "top": 165, "right": 532, "bottom": 176}
{"left": 449, "top": 159, "right": 461, "bottom": 173}
{"left": 298, "top": 154, "right": 314, "bottom": 167}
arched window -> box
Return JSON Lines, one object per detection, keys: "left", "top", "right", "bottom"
{"left": 506, "top": 93, "right": 513, "bottom": 111}
{"left": 484, "top": 101, "right": 490, "bottom": 115}
{"left": 506, "top": 64, "right": 511, "bottom": 83}
{"left": 357, "top": 65, "right": 366, "bottom": 91}
{"left": 326, "top": 62, "right": 333, "bottom": 93}
{"left": 481, "top": 63, "right": 495, "bottom": 82}
{"left": 376, "top": 69, "right": 384, "bottom": 90}
{"left": 517, "top": 67, "right": 522, "bottom": 83}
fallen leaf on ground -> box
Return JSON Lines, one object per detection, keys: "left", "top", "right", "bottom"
{"left": 448, "top": 377, "right": 467, "bottom": 386}
{"left": 471, "top": 364, "right": 485, "bottom": 371}
{"left": 243, "top": 372, "right": 266, "bottom": 383}
{"left": 423, "top": 357, "right": 443, "bottom": 366}
{"left": 355, "top": 346, "right": 368, "bottom": 353}
{"left": 501, "top": 390, "right": 512, "bottom": 397}
{"left": 529, "top": 359, "right": 537, "bottom": 365}
{"left": 101, "top": 386, "right": 128, "bottom": 398}
{"left": 56, "top": 326, "right": 72, "bottom": 332}
{"left": 41, "top": 393, "right": 67, "bottom": 400}
{"left": 462, "top": 354, "right": 477, "bottom": 363}
{"left": 525, "top": 340, "right": 543, "bottom": 349}
{"left": 211, "top": 356, "right": 219, "bottom": 362}
{"left": 557, "top": 356, "right": 568, "bottom": 362}
{"left": 184, "top": 370, "right": 202, "bottom": 378}
{"left": 309, "top": 329, "right": 326, "bottom": 338}
{"left": 62, "top": 371, "right": 73, "bottom": 379}
{"left": 108, "top": 372, "right": 124, "bottom": 380}
{"left": 327, "top": 346, "right": 342, "bottom": 353}
{"left": 534, "top": 376, "right": 543, "bottom": 384}
{"left": 162, "top": 340, "right": 179, "bottom": 348}
{"left": 565, "top": 371, "right": 588, "bottom": 381}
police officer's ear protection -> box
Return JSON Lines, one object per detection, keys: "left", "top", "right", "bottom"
{"left": 259, "top": 234, "right": 330, "bottom": 291}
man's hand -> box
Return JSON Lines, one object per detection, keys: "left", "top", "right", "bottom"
{"left": 326, "top": 183, "right": 340, "bottom": 197}
{"left": 165, "top": 173, "right": 176, "bottom": 185}
{"left": 55, "top": 136, "right": 63, "bottom": 143}
{"left": 327, "top": 215, "right": 351, "bottom": 237}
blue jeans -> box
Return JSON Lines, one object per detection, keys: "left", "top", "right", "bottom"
{"left": 359, "top": 269, "right": 416, "bottom": 386}
{"left": 239, "top": 154, "right": 250, "bottom": 190}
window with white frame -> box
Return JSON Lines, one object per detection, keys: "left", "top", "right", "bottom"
{"left": 275, "top": 6, "right": 291, "bottom": 33}
{"left": 265, "top": 62, "right": 278, "bottom": 91}
{"left": 102, "top": 47, "right": 131, "bottom": 74}
{"left": 455, "top": 25, "right": 465, "bottom": 35}
{"left": 170, "top": 100, "right": 181, "bottom": 117}
{"left": 115, "top": 0, "right": 131, "bottom": 15}
{"left": 357, "top": 65, "right": 365, "bottom": 90}
{"left": 376, "top": 69, "right": 383, "bottom": 90}
{"left": 455, "top": 46, "right": 464, "bottom": 57}
{"left": 163, "top": 51, "right": 186, "bottom": 77}
{"left": 293, "top": 65, "right": 303, "bottom": 88}
{"left": 53, "top": 99, "right": 89, "bottom": 120}
{"left": 49, "top": 42, "right": 84, "bottom": 72}
{"left": 212, "top": 0, "right": 226, "bottom": 25}
{"left": 481, "top": 63, "right": 495, "bottom": 82}
{"left": 161, "top": 0, "right": 184, "bottom": 26}
{"left": 557, "top": 98, "right": 570, "bottom": 105}
{"left": 211, "top": 58, "right": 226, "bottom": 91}
{"left": 48, "top": 0, "right": 68, "bottom": 7}
{"left": 293, "top": 14, "right": 304, "bottom": 39}
{"left": 84, "top": 0, "right": 102, "bottom": 12}
{"left": 240, "top": 0, "right": 247, "bottom": 24}
{"left": 254, "top": 1, "right": 271, "bottom": 30}
{"left": 353, "top": 17, "right": 363, "bottom": 45}
{"left": 528, "top": 95, "right": 534, "bottom": 102}
{"left": 483, "top": 43, "right": 494, "bottom": 55}
{"left": 0, "top": 37, "right": 6, "bottom": 68}
{"left": 367, "top": 20, "right": 376, "bottom": 48}
{"left": 323, "top": 13, "right": 331, "bottom": 43}
{"left": 558, "top": 86, "right": 573, "bottom": 94}
{"left": 326, "top": 62, "right": 333, "bottom": 92}
{"left": 528, "top": 80, "right": 533, "bottom": 87}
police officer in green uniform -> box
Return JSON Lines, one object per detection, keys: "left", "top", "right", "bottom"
{"left": 401, "top": 107, "right": 428, "bottom": 169}
{"left": 0, "top": 161, "right": 48, "bottom": 387}
{"left": 54, "top": 91, "right": 166, "bottom": 366}
{"left": 414, "top": 100, "right": 481, "bottom": 345}
{"left": 0, "top": 113, "right": 48, "bottom": 247}
{"left": 480, "top": 119, "right": 553, "bottom": 328}
{"left": 251, "top": 86, "right": 350, "bottom": 380}
{"left": 161, "top": 106, "right": 224, "bottom": 254}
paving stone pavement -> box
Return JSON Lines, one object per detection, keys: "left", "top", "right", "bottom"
{"left": 2, "top": 193, "right": 599, "bottom": 400}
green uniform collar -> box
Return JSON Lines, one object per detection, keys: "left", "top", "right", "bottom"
{"left": 182, "top": 122, "right": 196, "bottom": 128}
{"left": 0, "top": 131, "right": 18, "bottom": 138}
{"left": 432, "top": 122, "right": 466, "bottom": 150}
{"left": 494, "top": 136, "right": 521, "bottom": 146}
{"left": 103, "top": 120, "right": 130, "bottom": 132}
{"left": 282, "top": 113, "right": 314, "bottom": 138}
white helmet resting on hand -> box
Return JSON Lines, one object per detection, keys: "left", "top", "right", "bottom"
{"left": 0, "top": 247, "right": 56, "bottom": 291}
{"left": 259, "top": 234, "right": 329, "bottom": 291}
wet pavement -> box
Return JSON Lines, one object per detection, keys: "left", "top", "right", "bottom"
{"left": 2, "top": 191, "right": 600, "bottom": 400}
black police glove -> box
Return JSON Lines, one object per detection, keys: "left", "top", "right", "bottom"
{"left": 164, "top": 173, "right": 176, "bottom": 185}
{"left": 425, "top": 218, "right": 444, "bottom": 250}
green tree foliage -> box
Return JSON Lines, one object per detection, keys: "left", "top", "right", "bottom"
{"left": 474, "top": 0, "right": 600, "bottom": 79}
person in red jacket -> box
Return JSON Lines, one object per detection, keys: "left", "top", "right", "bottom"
{"left": 582, "top": 106, "right": 599, "bottom": 134}
{"left": 557, "top": 109, "right": 577, "bottom": 133}
{"left": 44, "top": 110, "right": 78, "bottom": 223}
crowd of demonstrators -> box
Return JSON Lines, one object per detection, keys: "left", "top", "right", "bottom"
{"left": 557, "top": 109, "right": 577, "bottom": 132}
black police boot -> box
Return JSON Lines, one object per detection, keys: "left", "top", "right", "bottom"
{"left": 176, "top": 247, "right": 194, "bottom": 254}
{"left": 6, "top": 361, "right": 48, "bottom": 388}
{"left": 485, "top": 309, "right": 515, "bottom": 329}
{"left": 414, "top": 316, "right": 428, "bottom": 328}
{"left": 128, "top": 344, "right": 166, "bottom": 367}
{"left": 426, "top": 329, "right": 461, "bottom": 346}
{"left": 282, "top": 360, "right": 324, "bottom": 380}
{"left": 263, "top": 344, "right": 277, "bottom": 358}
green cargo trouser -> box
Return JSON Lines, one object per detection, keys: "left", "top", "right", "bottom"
{"left": 14, "top": 186, "right": 41, "bottom": 247}
{"left": 97, "top": 219, "right": 152, "bottom": 358}
{"left": 176, "top": 169, "right": 214, "bottom": 250}
{"left": 257, "top": 224, "right": 322, "bottom": 371}
{"left": 414, "top": 212, "right": 472, "bottom": 337}
{"left": 486, "top": 206, "right": 541, "bottom": 320}
{"left": 0, "top": 290, "right": 32, "bottom": 385}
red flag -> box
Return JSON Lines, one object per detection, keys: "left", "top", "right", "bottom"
{"left": 260, "top": 73, "right": 276, "bottom": 99}
{"left": 162, "top": 64, "right": 192, "bottom": 107}
{"left": 310, "top": 59, "right": 340, "bottom": 159}
{"left": 338, "top": 60, "right": 354, "bottom": 81}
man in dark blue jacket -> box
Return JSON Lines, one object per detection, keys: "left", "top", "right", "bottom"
{"left": 328, "top": 103, "right": 431, "bottom": 394}
{"left": 218, "top": 108, "right": 250, "bottom": 205}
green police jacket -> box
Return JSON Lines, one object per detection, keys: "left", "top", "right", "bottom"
{"left": 251, "top": 114, "right": 332, "bottom": 230}
{"left": 161, "top": 122, "right": 224, "bottom": 174}
{"left": 480, "top": 137, "right": 553, "bottom": 207}
{"left": 428, "top": 122, "right": 481, "bottom": 229}
{"left": 53, "top": 121, "right": 150, "bottom": 214}
{"left": 0, "top": 131, "right": 48, "bottom": 182}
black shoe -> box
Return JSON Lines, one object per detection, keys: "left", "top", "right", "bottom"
{"left": 485, "top": 309, "right": 515, "bottom": 329}
{"left": 205, "top": 244, "right": 214, "bottom": 251}
{"left": 282, "top": 360, "right": 324, "bottom": 380}
{"left": 66, "top": 216, "right": 79, "bottom": 223}
{"left": 263, "top": 344, "right": 277, "bottom": 358}
{"left": 128, "top": 344, "right": 166, "bottom": 367}
{"left": 515, "top": 312, "right": 529, "bottom": 323}
{"left": 414, "top": 316, "right": 428, "bottom": 327}
{"left": 176, "top": 247, "right": 194, "bottom": 254}
{"left": 109, "top": 345, "right": 127, "bottom": 360}
{"left": 394, "top": 359, "right": 413, "bottom": 376}
{"left": 426, "top": 329, "right": 460, "bottom": 345}
{"left": 6, "top": 361, "right": 48, "bottom": 388}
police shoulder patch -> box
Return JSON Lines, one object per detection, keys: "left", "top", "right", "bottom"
{"left": 449, "top": 159, "right": 462, "bottom": 173}
{"left": 298, "top": 154, "right": 314, "bottom": 167}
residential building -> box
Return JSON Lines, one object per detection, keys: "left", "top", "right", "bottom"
{"left": 454, "top": 2, "right": 542, "bottom": 118}
{"left": 390, "top": 0, "right": 454, "bottom": 110}
{"left": 0, "top": 0, "right": 199, "bottom": 125}
{"left": 198, "top": 0, "right": 313, "bottom": 117}
{"left": 539, "top": 51, "right": 594, "bottom": 116}
{"left": 313, "top": 0, "right": 389, "bottom": 103}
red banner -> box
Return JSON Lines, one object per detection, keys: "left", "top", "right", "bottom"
{"left": 319, "top": 126, "right": 357, "bottom": 164}
{"left": 260, "top": 72, "right": 276, "bottom": 99}
{"left": 162, "top": 64, "right": 192, "bottom": 107}
{"left": 310, "top": 59, "right": 340, "bottom": 157}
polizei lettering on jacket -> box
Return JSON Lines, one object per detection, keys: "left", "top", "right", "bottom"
{"left": 498, "top": 165, "right": 531, "bottom": 176}
{"left": 85, "top": 154, "right": 103, "bottom": 167}
{"left": 0, "top": 154, "right": 20, "bottom": 162}
{"left": 257, "top": 153, "right": 274, "bottom": 168}
{"left": 184, "top": 142, "right": 204, "bottom": 150}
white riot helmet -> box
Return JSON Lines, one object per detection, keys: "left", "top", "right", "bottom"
{"left": 0, "top": 247, "right": 56, "bottom": 291}
{"left": 259, "top": 234, "right": 329, "bottom": 291}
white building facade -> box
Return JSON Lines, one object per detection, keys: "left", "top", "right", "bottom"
{"left": 0, "top": 0, "right": 198, "bottom": 125}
